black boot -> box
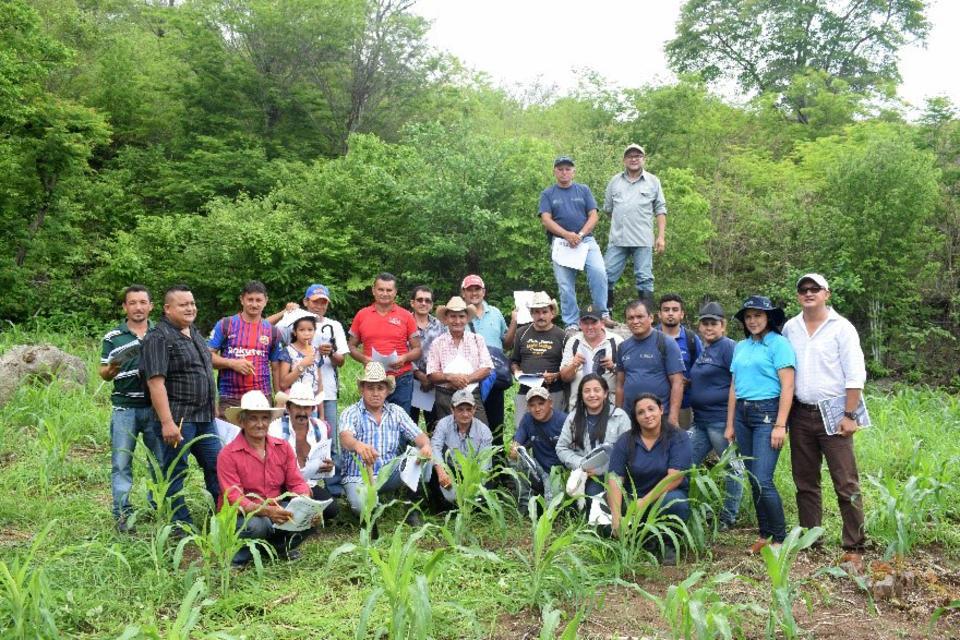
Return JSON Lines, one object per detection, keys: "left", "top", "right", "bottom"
{"left": 607, "top": 286, "right": 616, "bottom": 313}
{"left": 638, "top": 290, "right": 654, "bottom": 307}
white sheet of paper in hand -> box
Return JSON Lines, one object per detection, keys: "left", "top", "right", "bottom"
{"left": 551, "top": 237, "right": 589, "bottom": 270}
{"left": 444, "top": 354, "right": 478, "bottom": 394}
{"left": 577, "top": 341, "right": 594, "bottom": 375}
{"left": 412, "top": 385, "right": 435, "bottom": 411}
{"left": 515, "top": 372, "right": 545, "bottom": 388}
{"left": 513, "top": 291, "right": 535, "bottom": 325}
{"left": 399, "top": 446, "right": 423, "bottom": 491}
{"left": 371, "top": 347, "right": 400, "bottom": 367}
{"left": 273, "top": 495, "right": 332, "bottom": 531}
{"left": 315, "top": 439, "right": 334, "bottom": 478}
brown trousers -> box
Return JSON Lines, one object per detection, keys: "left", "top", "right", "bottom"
{"left": 789, "top": 402, "right": 866, "bottom": 550}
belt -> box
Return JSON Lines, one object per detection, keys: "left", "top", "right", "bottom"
{"left": 793, "top": 399, "right": 819, "bottom": 412}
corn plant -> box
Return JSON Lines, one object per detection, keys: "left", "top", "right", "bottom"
{"left": 865, "top": 473, "right": 938, "bottom": 559}
{"left": 438, "top": 446, "right": 509, "bottom": 546}
{"left": 354, "top": 457, "right": 403, "bottom": 547}
{"left": 538, "top": 603, "right": 584, "bottom": 640}
{"left": 0, "top": 523, "right": 60, "bottom": 640}
{"left": 685, "top": 446, "right": 744, "bottom": 556}
{"left": 760, "top": 526, "right": 824, "bottom": 640}
{"left": 333, "top": 523, "right": 445, "bottom": 640}
{"left": 173, "top": 496, "right": 274, "bottom": 593}
{"left": 141, "top": 435, "right": 213, "bottom": 526}
{"left": 115, "top": 578, "right": 238, "bottom": 640}
{"left": 640, "top": 570, "right": 763, "bottom": 640}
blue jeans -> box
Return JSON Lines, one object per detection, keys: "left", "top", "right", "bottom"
{"left": 605, "top": 245, "right": 654, "bottom": 293}
{"left": 690, "top": 419, "right": 744, "bottom": 525}
{"left": 232, "top": 498, "right": 314, "bottom": 565}
{"left": 552, "top": 236, "right": 608, "bottom": 326}
{"left": 323, "top": 400, "right": 338, "bottom": 431}
{"left": 158, "top": 420, "right": 222, "bottom": 526}
{"left": 733, "top": 399, "right": 786, "bottom": 542}
{"left": 110, "top": 406, "right": 165, "bottom": 519}
{"left": 388, "top": 372, "right": 414, "bottom": 415}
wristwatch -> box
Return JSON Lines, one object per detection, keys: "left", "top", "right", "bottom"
{"left": 843, "top": 411, "right": 857, "bottom": 421}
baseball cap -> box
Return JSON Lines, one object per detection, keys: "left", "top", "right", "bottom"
{"left": 461, "top": 274, "right": 485, "bottom": 289}
{"left": 554, "top": 156, "right": 575, "bottom": 167}
{"left": 304, "top": 284, "right": 330, "bottom": 301}
{"left": 525, "top": 386, "right": 551, "bottom": 402}
{"left": 579, "top": 304, "right": 602, "bottom": 321}
{"left": 451, "top": 388, "right": 476, "bottom": 407}
{"left": 796, "top": 273, "right": 829, "bottom": 291}
{"left": 624, "top": 143, "right": 646, "bottom": 156}
{"left": 697, "top": 301, "right": 725, "bottom": 321}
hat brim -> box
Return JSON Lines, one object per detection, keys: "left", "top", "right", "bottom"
{"left": 287, "top": 393, "right": 323, "bottom": 407}
{"left": 437, "top": 304, "right": 477, "bottom": 322}
{"left": 698, "top": 314, "right": 724, "bottom": 322}
{"left": 224, "top": 405, "right": 285, "bottom": 427}
{"left": 528, "top": 299, "right": 559, "bottom": 313}
{"left": 734, "top": 307, "right": 786, "bottom": 327}
{"left": 357, "top": 376, "right": 396, "bottom": 394}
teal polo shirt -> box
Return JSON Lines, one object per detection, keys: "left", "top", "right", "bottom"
{"left": 730, "top": 332, "right": 796, "bottom": 401}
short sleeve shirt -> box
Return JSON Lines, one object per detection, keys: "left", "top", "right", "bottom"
{"left": 426, "top": 332, "right": 494, "bottom": 387}
{"left": 277, "top": 314, "right": 349, "bottom": 401}
{"left": 466, "top": 303, "right": 508, "bottom": 349}
{"left": 100, "top": 321, "right": 153, "bottom": 408}
{"left": 513, "top": 409, "right": 567, "bottom": 470}
{"left": 615, "top": 330, "right": 685, "bottom": 411}
{"left": 337, "top": 400, "right": 423, "bottom": 482}
{"left": 688, "top": 337, "right": 736, "bottom": 423}
{"left": 602, "top": 171, "right": 667, "bottom": 248}
{"left": 608, "top": 429, "right": 691, "bottom": 498}
{"left": 414, "top": 314, "right": 447, "bottom": 373}
{"left": 538, "top": 183, "right": 598, "bottom": 237}
{"left": 349, "top": 304, "right": 419, "bottom": 376}
{"left": 208, "top": 314, "right": 282, "bottom": 398}
{"left": 730, "top": 332, "right": 797, "bottom": 401}
{"left": 277, "top": 344, "right": 322, "bottom": 395}
{"left": 511, "top": 325, "right": 566, "bottom": 393}
{"left": 430, "top": 416, "right": 494, "bottom": 466}
{"left": 140, "top": 317, "right": 216, "bottom": 423}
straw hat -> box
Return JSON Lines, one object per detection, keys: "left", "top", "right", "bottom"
{"left": 436, "top": 296, "right": 477, "bottom": 322}
{"left": 224, "top": 390, "right": 285, "bottom": 426}
{"left": 356, "top": 361, "right": 396, "bottom": 393}
{"left": 527, "top": 291, "right": 558, "bottom": 313}
{"left": 286, "top": 381, "right": 322, "bottom": 407}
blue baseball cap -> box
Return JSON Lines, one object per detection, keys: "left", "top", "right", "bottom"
{"left": 304, "top": 284, "right": 330, "bottom": 301}
{"left": 554, "top": 155, "right": 575, "bottom": 167}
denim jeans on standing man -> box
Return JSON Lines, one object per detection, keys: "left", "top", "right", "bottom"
{"left": 387, "top": 371, "right": 414, "bottom": 416}
{"left": 690, "top": 419, "right": 744, "bottom": 527}
{"left": 158, "top": 420, "right": 222, "bottom": 527}
{"left": 552, "top": 235, "right": 608, "bottom": 326}
{"left": 733, "top": 399, "right": 786, "bottom": 542}
{"left": 604, "top": 245, "right": 654, "bottom": 294}
{"left": 111, "top": 406, "right": 165, "bottom": 520}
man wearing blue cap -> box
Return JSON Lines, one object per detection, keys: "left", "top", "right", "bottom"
{"left": 538, "top": 156, "right": 608, "bottom": 329}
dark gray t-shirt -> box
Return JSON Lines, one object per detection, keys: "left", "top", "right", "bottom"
{"left": 511, "top": 324, "right": 566, "bottom": 392}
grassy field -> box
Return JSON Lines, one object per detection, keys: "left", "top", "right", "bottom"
{"left": 2, "top": 322, "right": 960, "bottom": 639}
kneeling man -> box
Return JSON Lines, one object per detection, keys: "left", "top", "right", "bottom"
{"left": 428, "top": 388, "right": 494, "bottom": 510}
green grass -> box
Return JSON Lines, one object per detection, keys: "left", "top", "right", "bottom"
{"left": 2, "top": 323, "right": 960, "bottom": 638}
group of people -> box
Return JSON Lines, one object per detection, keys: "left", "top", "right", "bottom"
{"left": 97, "top": 145, "right": 866, "bottom": 567}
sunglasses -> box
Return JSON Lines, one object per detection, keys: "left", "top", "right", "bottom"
{"left": 797, "top": 286, "right": 824, "bottom": 295}
{"left": 414, "top": 297, "right": 433, "bottom": 303}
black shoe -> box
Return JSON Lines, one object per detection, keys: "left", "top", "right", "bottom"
{"left": 116, "top": 516, "right": 135, "bottom": 534}
{"left": 661, "top": 547, "right": 677, "bottom": 566}
{"left": 405, "top": 509, "right": 423, "bottom": 527}
{"left": 281, "top": 549, "right": 302, "bottom": 562}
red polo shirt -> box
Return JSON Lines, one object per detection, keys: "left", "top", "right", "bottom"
{"left": 216, "top": 433, "right": 309, "bottom": 512}
{"left": 349, "top": 303, "right": 419, "bottom": 375}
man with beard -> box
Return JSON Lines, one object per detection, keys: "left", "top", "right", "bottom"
{"left": 656, "top": 293, "right": 702, "bottom": 428}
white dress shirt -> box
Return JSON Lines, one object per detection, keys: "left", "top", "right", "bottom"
{"left": 782, "top": 308, "right": 866, "bottom": 404}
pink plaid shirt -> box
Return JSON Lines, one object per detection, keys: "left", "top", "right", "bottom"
{"left": 426, "top": 332, "right": 493, "bottom": 388}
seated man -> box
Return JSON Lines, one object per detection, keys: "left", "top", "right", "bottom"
{"left": 338, "top": 362, "right": 432, "bottom": 526}
{"left": 216, "top": 390, "right": 313, "bottom": 567}
{"left": 428, "top": 388, "right": 494, "bottom": 510}
{"left": 268, "top": 381, "right": 340, "bottom": 522}
{"left": 509, "top": 387, "right": 568, "bottom": 507}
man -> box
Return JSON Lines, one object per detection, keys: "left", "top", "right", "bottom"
{"left": 615, "top": 299, "right": 685, "bottom": 426}
{"left": 510, "top": 292, "right": 566, "bottom": 427}
{"left": 338, "top": 362, "right": 432, "bottom": 525}
{"left": 348, "top": 273, "right": 422, "bottom": 414}
{"left": 274, "top": 284, "right": 349, "bottom": 428}
{"left": 217, "top": 390, "right": 312, "bottom": 567}
{"left": 427, "top": 296, "right": 493, "bottom": 424}
{"left": 509, "top": 387, "right": 567, "bottom": 505}
{"left": 410, "top": 285, "right": 445, "bottom": 430}
{"left": 656, "top": 293, "right": 703, "bottom": 428}
{"left": 538, "top": 155, "right": 608, "bottom": 328}
{"left": 783, "top": 273, "right": 867, "bottom": 563}
{"left": 141, "top": 284, "right": 221, "bottom": 529}
{"left": 559, "top": 304, "right": 623, "bottom": 411}
{"left": 99, "top": 285, "right": 162, "bottom": 533}
{"left": 603, "top": 144, "right": 667, "bottom": 310}
{"left": 461, "top": 274, "right": 518, "bottom": 449}
{"left": 428, "top": 388, "right": 494, "bottom": 510}
{"left": 208, "top": 281, "right": 283, "bottom": 417}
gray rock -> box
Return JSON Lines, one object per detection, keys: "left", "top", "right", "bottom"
{"left": 0, "top": 344, "right": 88, "bottom": 407}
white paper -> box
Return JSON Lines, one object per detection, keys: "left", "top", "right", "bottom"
{"left": 818, "top": 395, "right": 871, "bottom": 436}
{"left": 315, "top": 439, "right": 334, "bottom": 478}
{"left": 577, "top": 341, "right": 594, "bottom": 376}
{"left": 273, "top": 495, "right": 332, "bottom": 531}
{"left": 412, "top": 385, "right": 436, "bottom": 411}
{"left": 515, "top": 373, "right": 545, "bottom": 389}
{"left": 214, "top": 418, "right": 240, "bottom": 446}
{"left": 513, "top": 291, "right": 535, "bottom": 325}
{"left": 399, "top": 446, "right": 424, "bottom": 491}
{"left": 444, "top": 354, "right": 478, "bottom": 394}
{"left": 371, "top": 347, "right": 400, "bottom": 367}
{"left": 588, "top": 496, "right": 612, "bottom": 526}
{"left": 551, "top": 237, "right": 589, "bottom": 270}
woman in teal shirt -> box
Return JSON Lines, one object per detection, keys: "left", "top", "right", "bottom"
{"left": 724, "top": 296, "right": 796, "bottom": 553}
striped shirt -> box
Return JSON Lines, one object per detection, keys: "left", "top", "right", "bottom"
{"left": 140, "top": 316, "right": 216, "bottom": 423}
{"left": 338, "top": 400, "right": 422, "bottom": 483}
{"left": 208, "top": 314, "right": 282, "bottom": 398}
{"left": 100, "top": 321, "right": 153, "bottom": 408}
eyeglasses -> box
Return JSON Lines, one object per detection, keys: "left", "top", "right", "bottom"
{"left": 797, "top": 286, "right": 823, "bottom": 295}
{"left": 414, "top": 297, "right": 433, "bottom": 303}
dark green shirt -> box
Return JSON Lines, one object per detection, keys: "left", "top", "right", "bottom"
{"left": 100, "top": 321, "right": 153, "bottom": 408}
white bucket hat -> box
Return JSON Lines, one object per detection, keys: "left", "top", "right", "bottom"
{"left": 286, "top": 381, "right": 322, "bottom": 407}
{"left": 224, "top": 390, "right": 285, "bottom": 426}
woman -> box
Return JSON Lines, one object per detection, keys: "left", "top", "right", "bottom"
{"left": 556, "top": 373, "right": 631, "bottom": 499}
{"left": 606, "top": 393, "right": 692, "bottom": 563}
{"left": 725, "top": 295, "right": 796, "bottom": 553}
{"left": 688, "top": 301, "right": 743, "bottom": 530}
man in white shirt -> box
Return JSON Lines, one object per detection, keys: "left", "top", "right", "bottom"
{"left": 782, "top": 273, "right": 867, "bottom": 563}
{"left": 558, "top": 304, "right": 622, "bottom": 411}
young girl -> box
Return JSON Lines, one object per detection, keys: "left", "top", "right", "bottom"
{"left": 278, "top": 315, "right": 324, "bottom": 418}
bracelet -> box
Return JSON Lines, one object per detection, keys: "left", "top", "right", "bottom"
{"left": 774, "top": 424, "right": 787, "bottom": 429}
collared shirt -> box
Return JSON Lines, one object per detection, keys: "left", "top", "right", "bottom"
{"left": 338, "top": 400, "right": 423, "bottom": 482}
{"left": 608, "top": 428, "right": 691, "bottom": 498}
{"left": 782, "top": 308, "right": 866, "bottom": 404}
{"left": 426, "top": 332, "right": 493, "bottom": 388}
{"left": 560, "top": 329, "right": 624, "bottom": 411}
{"left": 414, "top": 314, "right": 447, "bottom": 373}
{"left": 430, "top": 415, "right": 493, "bottom": 467}
{"left": 730, "top": 332, "right": 796, "bottom": 401}
{"left": 268, "top": 415, "right": 335, "bottom": 487}
{"left": 100, "top": 320, "right": 153, "bottom": 408}
{"left": 467, "top": 303, "right": 508, "bottom": 349}
{"left": 208, "top": 314, "right": 282, "bottom": 399}
{"left": 349, "top": 304, "right": 419, "bottom": 375}
{"left": 615, "top": 330, "right": 685, "bottom": 411}
{"left": 556, "top": 407, "right": 631, "bottom": 473}
{"left": 140, "top": 316, "right": 215, "bottom": 422}
{"left": 602, "top": 170, "right": 667, "bottom": 248}
{"left": 216, "top": 433, "right": 309, "bottom": 512}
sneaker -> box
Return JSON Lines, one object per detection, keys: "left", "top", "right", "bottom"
{"left": 748, "top": 537, "right": 771, "bottom": 554}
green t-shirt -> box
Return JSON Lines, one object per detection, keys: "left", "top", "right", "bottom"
{"left": 100, "top": 321, "right": 152, "bottom": 408}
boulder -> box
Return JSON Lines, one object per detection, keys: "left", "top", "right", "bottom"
{"left": 0, "top": 344, "right": 88, "bottom": 407}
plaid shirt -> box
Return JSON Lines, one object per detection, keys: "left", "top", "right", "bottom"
{"left": 425, "top": 332, "right": 493, "bottom": 388}
{"left": 413, "top": 314, "right": 447, "bottom": 372}
{"left": 140, "top": 316, "right": 216, "bottom": 423}
{"left": 338, "top": 400, "right": 423, "bottom": 482}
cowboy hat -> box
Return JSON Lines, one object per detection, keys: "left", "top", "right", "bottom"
{"left": 356, "top": 361, "right": 396, "bottom": 393}
{"left": 527, "top": 291, "right": 558, "bottom": 313}
{"left": 436, "top": 296, "right": 477, "bottom": 322}
{"left": 286, "top": 381, "right": 322, "bottom": 407}
{"left": 224, "top": 390, "right": 285, "bottom": 426}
